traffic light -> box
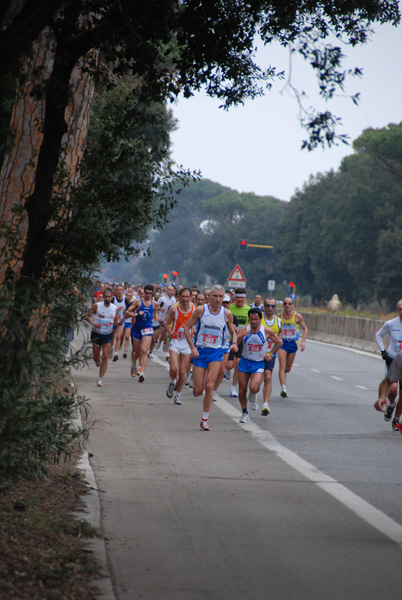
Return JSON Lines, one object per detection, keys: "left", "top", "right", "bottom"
{"left": 289, "top": 282, "right": 294, "bottom": 289}
{"left": 239, "top": 239, "right": 248, "bottom": 250}
{"left": 172, "top": 270, "right": 178, "bottom": 281}
{"left": 162, "top": 273, "right": 168, "bottom": 282}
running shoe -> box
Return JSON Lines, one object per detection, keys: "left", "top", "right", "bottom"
{"left": 165, "top": 353, "right": 170, "bottom": 362}
{"left": 384, "top": 403, "right": 395, "bottom": 422}
{"left": 223, "top": 369, "right": 231, "bottom": 380}
{"left": 138, "top": 373, "right": 145, "bottom": 383}
{"left": 185, "top": 372, "right": 191, "bottom": 387}
{"left": 200, "top": 419, "right": 211, "bottom": 431}
{"left": 174, "top": 394, "right": 182, "bottom": 405}
{"left": 391, "top": 417, "right": 400, "bottom": 431}
{"left": 166, "top": 380, "right": 176, "bottom": 398}
{"left": 230, "top": 387, "right": 238, "bottom": 398}
{"left": 97, "top": 378, "right": 103, "bottom": 387}
{"left": 213, "top": 392, "right": 218, "bottom": 402}
{"left": 123, "top": 352, "right": 127, "bottom": 359}
{"left": 188, "top": 374, "right": 193, "bottom": 389}
{"left": 148, "top": 353, "right": 154, "bottom": 359}
{"left": 261, "top": 406, "right": 270, "bottom": 416}
{"left": 239, "top": 412, "right": 249, "bottom": 423}
{"left": 95, "top": 360, "right": 101, "bottom": 368}
{"left": 280, "top": 388, "right": 288, "bottom": 398}
{"left": 249, "top": 392, "right": 258, "bottom": 411}
{"left": 130, "top": 363, "right": 138, "bottom": 377}
{"left": 112, "top": 353, "right": 119, "bottom": 362}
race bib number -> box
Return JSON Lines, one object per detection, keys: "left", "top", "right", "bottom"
{"left": 100, "top": 322, "right": 112, "bottom": 333}
{"left": 248, "top": 343, "right": 263, "bottom": 353}
{"left": 397, "top": 337, "right": 402, "bottom": 352}
{"left": 141, "top": 327, "right": 153, "bottom": 336}
{"left": 283, "top": 325, "right": 296, "bottom": 340}
{"left": 266, "top": 340, "right": 274, "bottom": 351}
{"left": 201, "top": 329, "right": 219, "bottom": 345}
{"left": 177, "top": 328, "right": 185, "bottom": 340}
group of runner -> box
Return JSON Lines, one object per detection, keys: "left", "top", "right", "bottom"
{"left": 86, "top": 281, "right": 308, "bottom": 431}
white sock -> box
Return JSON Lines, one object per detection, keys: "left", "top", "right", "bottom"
{"left": 202, "top": 412, "right": 209, "bottom": 420}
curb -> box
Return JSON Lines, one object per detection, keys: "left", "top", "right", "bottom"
{"left": 71, "top": 403, "right": 116, "bottom": 600}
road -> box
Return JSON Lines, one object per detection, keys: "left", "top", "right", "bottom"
{"left": 74, "top": 339, "right": 402, "bottom": 600}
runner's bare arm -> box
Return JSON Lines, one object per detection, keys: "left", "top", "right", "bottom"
{"left": 183, "top": 306, "right": 203, "bottom": 357}
{"left": 264, "top": 327, "right": 282, "bottom": 358}
{"left": 124, "top": 298, "right": 141, "bottom": 318}
{"left": 225, "top": 309, "right": 238, "bottom": 349}
{"left": 163, "top": 304, "right": 175, "bottom": 329}
{"left": 296, "top": 313, "right": 308, "bottom": 350}
{"left": 86, "top": 303, "right": 101, "bottom": 328}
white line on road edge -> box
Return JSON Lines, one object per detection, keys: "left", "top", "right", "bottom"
{"left": 152, "top": 352, "right": 402, "bottom": 547}
{"left": 330, "top": 375, "right": 343, "bottom": 380}
{"left": 215, "top": 395, "right": 402, "bottom": 548}
{"left": 356, "top": 385, "right": 369, "bottom": 390}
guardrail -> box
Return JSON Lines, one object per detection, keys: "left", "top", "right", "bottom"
{"left": 300, "top": 313, "right": 386, "bottom": 355}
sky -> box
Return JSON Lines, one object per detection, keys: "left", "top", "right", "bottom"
{"left": 170, "top": 13, "right": 402, "bottom": 202}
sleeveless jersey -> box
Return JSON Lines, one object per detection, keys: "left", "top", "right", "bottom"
{"left": 262, "top": 314, "right": 281, "bottom": 355}
{"left": 229, "top": 303, "right": 250, "bottom": 327}
{"left": 194, "top": 304, "right": 226, "bottom": 349}
{"left": 241, "top": 325, "right": 268, "bottom": 362}
{"left": 158, "top": 294, "right": 175, "bottom": 321}
{"left": 134, "top": 299, "right": 154, "bottom": 329}
{"left": 170, "top": 303, "right": 195, "bottom": 340}
{"left": 113, "top": 296, "right": 126, "bottom": 324}
{"left": 92, "top": 301, "right": 117, "bottom": 335}
{"left": 280, "top": 311, "right": 299, "bottom": 345}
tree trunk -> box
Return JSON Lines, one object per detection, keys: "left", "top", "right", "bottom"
{"left": 0, "top": 26, "right": 98, "bottom": 285}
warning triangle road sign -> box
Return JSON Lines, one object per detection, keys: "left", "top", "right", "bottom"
{"left": 227, "top": 263, "right": 246, "bottom": 282}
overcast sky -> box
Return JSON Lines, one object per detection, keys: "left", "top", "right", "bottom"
{"left": 170, "top": 15, "right": 402, "bottom": 202}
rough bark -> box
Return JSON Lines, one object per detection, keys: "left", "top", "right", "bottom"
{"left": 0, "top": 26, "right": 98, "bottom": 285}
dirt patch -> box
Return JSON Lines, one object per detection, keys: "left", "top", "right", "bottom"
{"left": 0, "top": 452, "right": 103, "bottom": 600}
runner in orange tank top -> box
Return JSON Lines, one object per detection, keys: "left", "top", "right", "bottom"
{"left": 163, "top": 288, "right": 195, "bottom": 405}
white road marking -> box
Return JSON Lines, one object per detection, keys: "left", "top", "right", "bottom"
{"left": 154, "top": 348, "right": 402, "bottom": 546}
{"left": 330, "top": 375, "right": 343, "bottom": 380}
{"left": 215, "top": 395, "right": 402, "bottom": 547}
{"left": 311, "top": 368, "right": 320, "bottom": 372}
{"left": 356, "top": 385, "right": 369, "bottom": 390}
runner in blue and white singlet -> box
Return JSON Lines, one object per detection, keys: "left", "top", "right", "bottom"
{"left": 183, "top": 285, "right": 238, "bottom": 432}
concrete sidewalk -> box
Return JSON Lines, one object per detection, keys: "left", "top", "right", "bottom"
{"left": 73, "top": 334, "right": 402, "bottom": 600}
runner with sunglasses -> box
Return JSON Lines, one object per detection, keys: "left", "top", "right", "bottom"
{"left": 125, "top": 284, "right": 160, "bottom": 383}
{"left": 278, "top": 297, "right": 308, "bottom": 398}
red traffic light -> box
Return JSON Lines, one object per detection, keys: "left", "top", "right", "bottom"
{"left": 172, "top": 271, "right": 178, "bottom": 277}
{"left": 239, "top": 239, "right": 248, "bottom": 250}
{"left": 289, "top": 282, "right": 294, "bottom": 288}
{"left": 163, "top": 274, "right": 168, "bottom": 280}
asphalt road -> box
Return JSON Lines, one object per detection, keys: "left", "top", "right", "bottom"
{"left": 74, "top": 338, "right": 402, "bottom": 600}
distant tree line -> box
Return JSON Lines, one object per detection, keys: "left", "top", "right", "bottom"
{"left": 137, "top": 122, "right": 402, "bottom": 311}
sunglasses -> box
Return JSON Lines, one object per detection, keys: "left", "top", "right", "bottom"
{"left": 283, "top": 302, "right": 292, "bottom": 305}
{"left": 264, "top": 304, "right": 276, "bottom": 308}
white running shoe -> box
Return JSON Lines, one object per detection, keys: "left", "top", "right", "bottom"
{"left": 97, "top": 378, "right": 103, "bottom": 387}
{"left": 239, "top": 412, "right": 249, "bottom": 423}
{"left": 249, "top": 392, "right": 258, "bottom": 411}
{"left": 230, "top": 386, "right": 238, "bottom": 398}
{"left": 174, "top": 394, "right": 182, "bottom": 405}
{"left": 223, "top": 369, "right": 231, "bottom": 380}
